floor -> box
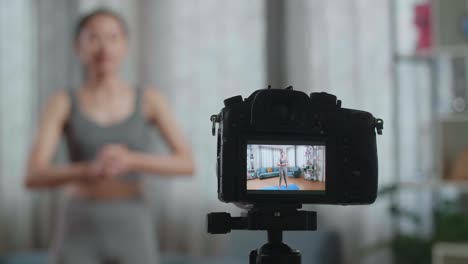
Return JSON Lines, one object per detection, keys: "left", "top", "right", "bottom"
{"left": 247, "top": 176, "right": 325, "bottom": 191}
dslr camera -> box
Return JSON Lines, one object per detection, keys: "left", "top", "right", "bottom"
{"left": 208, "top": 86, "right": 383, "bottom": 264}
{"left": 210, "top": 86, "right": 383, "bottom": 205}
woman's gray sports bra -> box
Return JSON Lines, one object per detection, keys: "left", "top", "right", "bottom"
{"left": 64, "top": 88, "right": 150, "bottom": 182}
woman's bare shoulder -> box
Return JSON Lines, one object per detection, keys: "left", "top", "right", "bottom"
{"left": 48, "top": 89, "right": 70, "bottom": 103}
{"left": 142, "top": 85, "right": 167, "bottom": 103}
{"left": 142, "top": 85, "right": 170, "bottom": 115}
{"left": 41, "top": 89, "right": 71, "bottom": 121}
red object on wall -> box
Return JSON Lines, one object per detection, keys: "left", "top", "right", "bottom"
{"left": 414, "top": 3, "right": 432, "bottom": 52}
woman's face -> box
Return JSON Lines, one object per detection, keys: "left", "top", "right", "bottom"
{"left": 75, "top": 14, "right": 128, "bottom": 76}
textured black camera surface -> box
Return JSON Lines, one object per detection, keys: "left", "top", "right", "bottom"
{"left": 214, "top": 88, "right": 382, "bottom": 205}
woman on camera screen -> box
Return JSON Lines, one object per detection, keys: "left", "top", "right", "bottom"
{"left": 277, "top": 150, "right": 288, "bottom": 189}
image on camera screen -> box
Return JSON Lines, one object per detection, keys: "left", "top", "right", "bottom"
{"left": 246, "top": 144, "right": 326, "bottom": 191}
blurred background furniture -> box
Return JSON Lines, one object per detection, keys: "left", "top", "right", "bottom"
{"left": 432, "top": 243, "right": 468, "bottom": 264}
{"left": 247, "top": 169, "right": 257, "bottom": 180}
{"left": 256, "top": 166, "right": 301, "bottom": 179}
{"left": 380, "top": 0, "right": 468, "bottom": 263}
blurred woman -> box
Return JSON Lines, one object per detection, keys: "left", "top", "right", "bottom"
{"left": 277, "top": 150, "right": 288, "bottom": 189}
{"left": 24, "top": 9, "right": 194, "bottom": 264}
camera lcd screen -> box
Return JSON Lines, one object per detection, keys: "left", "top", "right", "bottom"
{"left": 246, "top": 144, "right": 326, "bottom": 192}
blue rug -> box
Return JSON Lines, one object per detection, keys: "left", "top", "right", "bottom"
{"left": 261, "top": 184, "right": 300, "bottom": 190}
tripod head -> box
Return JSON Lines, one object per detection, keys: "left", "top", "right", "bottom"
{"left": 207, "top": 204, "right": 317, "bottom": 264}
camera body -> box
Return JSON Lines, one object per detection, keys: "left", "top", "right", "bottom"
{"left": 212, "top": 88, "right": 383, "bottom": 205}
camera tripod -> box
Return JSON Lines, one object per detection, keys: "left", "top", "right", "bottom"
{"left": 207, "top": 204, "right": 317, "bottom": 264}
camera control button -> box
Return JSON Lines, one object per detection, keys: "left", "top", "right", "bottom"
{"left": 342, "top": 146, "right": 351, "bottom": 154}
{"left": 310, "top": 92, "right": 337, "bottom": 107}
{"left": 224, "top": 95, "right": 243, "bottom": 106}
{"left": 352, "top": 170, "right": 361, "bottom": 177}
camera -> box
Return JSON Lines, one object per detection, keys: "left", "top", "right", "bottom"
{"left": 210, "top": 86, "right": 383, "bottom": 205}
{"left": 208, "top": 86, "right": 384, "bottom": 264}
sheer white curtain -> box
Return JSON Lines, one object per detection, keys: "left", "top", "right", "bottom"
{"left": 137, "top": 0, "right": 266, "bottom": 255}
{"left": 286, "top": 147, "right": 295, "bottom": 167}
{"left": 259, "top": 147, "right": 271, "bottom": 168}
{"left": 285, "top": 1, "right": 394, "bottom": 263}
{"left": 316, "top": 146, "right": 326, "bottom": 182}
{"left": 0, "top": 0, "right": 266, "bottom": 256}
{"left": 0, "top": 0, "right": 37, "bottom": 251}
{"left": 272, "top": 148, "right": 281, "bottom": 168}
{"left": 296, "top": 146, "right": 307, "bottom": 167}
{"left": 252, "top": 145, "right": 260, "bottom": 170}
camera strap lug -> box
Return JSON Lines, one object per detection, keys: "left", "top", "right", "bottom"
{"left": 211, "top": 114, "right": 220, "bottom": 136}
{"left": 375, "top": 118, "right": 384, "bottom": 135}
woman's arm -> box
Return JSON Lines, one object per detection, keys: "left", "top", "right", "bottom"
{"left": 130, "top": 88, "right": 195, "bottom": 176}
{"left": 24, "top": 90, "right": 100, "bottom": 189}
